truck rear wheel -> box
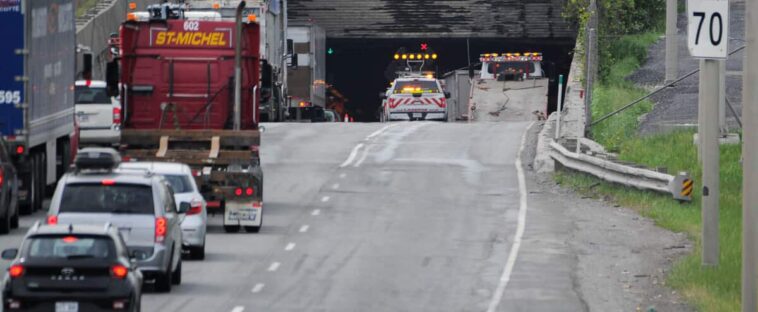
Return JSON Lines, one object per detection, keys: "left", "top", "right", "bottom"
{"left": 223, "top": 225, "right": 240, "bottom": 233}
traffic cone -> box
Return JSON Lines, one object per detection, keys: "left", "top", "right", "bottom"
{"left": 344, "top": 113, "right": 350, "bottom": 122}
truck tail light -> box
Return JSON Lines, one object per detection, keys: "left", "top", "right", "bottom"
{"left": 245, "top": 187, "right": 254, "bottom": 196}
{"left": 15, "top": 145, "right": 24, "bottom": 155}
{"left": 234, "top": 188, "right": 242, "bottom": 196}
{"left": 0, "top": 167, "right": 4, "bottom": 188}
{"left": 187, "top": 201, "right": 202, "bottom": 215}
{"left": 47, "top": 215, "right": 58, "bottom": 225}
{"left": 111, "top": 265, "right": 128, "bottom": 279}
{"left": 113, "top": 107, "right": 122, "bottom": 125}
{"left": 155, "top": 217, "right": 166, "bottom": 243}
{"left": 9, "top": 264, "right": 24, "bottom": 278}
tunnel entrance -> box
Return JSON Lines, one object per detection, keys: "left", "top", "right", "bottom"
{"left": 325, "top": 37, "right": 576, "bottom": 121}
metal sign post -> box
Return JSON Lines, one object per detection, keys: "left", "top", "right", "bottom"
{"left": 555, "top": 75, "right": 564, "bottom": 139}
{"left": 688, "top": 0, "right": 729, "bottom": 267}
{"left": 743, "top": 0, "right": 758, "bottom": 308}
{"left": 665, "top": 0, "right": 679, "bottom": 83}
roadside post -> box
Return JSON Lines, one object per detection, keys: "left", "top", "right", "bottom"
{"left": 687, "top": 0, "right": 728, "bottom": 267}
{"left": 555, "top": 74, "right": 564, "bottom": 139}
{"left": 743, "top": 0, "right": 758, "bottom": 308}
{"left": 666, "top": 0, "right": 679, "bottom": 83}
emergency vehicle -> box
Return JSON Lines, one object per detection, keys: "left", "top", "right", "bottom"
{"left": 479, "top": 52, "right": 544, "bottom": 80}
{"left": 381, "top": 51, "right": 449, "bottom": 121}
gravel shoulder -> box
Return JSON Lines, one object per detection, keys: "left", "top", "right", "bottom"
{"left": 521, "top": 122, "right": 693, "bottom": 311}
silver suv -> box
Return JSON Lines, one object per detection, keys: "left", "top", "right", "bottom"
{"left": 46, "top": 148, "right": 185, "bottom": 292}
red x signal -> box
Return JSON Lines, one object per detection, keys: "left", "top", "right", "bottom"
{"left": 420, "top": 43, "right": 428, "bottom": 51}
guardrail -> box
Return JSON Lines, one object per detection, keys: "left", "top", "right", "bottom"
{"left": 549, "top": 140, "right": 693, "bottom": 201}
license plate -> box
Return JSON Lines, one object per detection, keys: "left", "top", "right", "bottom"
{"left": 412, "top": 113, "right": 422, "bottom": 118}
{"left": 77, "top": 115, "right": 89, "bottom": 122}
{"left": 229, "top": 210, "right": 256, "bottom": 221}
{"left": 56, "top": 302, "right": 78, "bottom": 312}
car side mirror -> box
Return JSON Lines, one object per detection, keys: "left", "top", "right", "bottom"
{"left": 379, "top": 92, "right": 387, "bottom": 100}
{"left": 444, "top": 92, "right": 451, "bottom": 99}
{"left": 178, "top": 202, "right": 191, "bottom": 214}
{"left": 2, "top": 248, "right": 18, "bottom": 260}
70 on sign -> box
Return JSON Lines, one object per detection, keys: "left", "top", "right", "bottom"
{"left": 687, "top": 0, "right": 729, "bottom": 59}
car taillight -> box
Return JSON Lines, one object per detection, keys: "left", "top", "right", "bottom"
{"left": 15, "top": 145, "right": 24, "bottom": 155}
{"left": 9, "top": 264, "right": 23, "bottom": 278}
{"left": 113, "top": 107, "right": 122, "bottom": 125}
{"left": 47, "top": 215, "right": 58, "bottom": 225}
{"left": 155, "top": 217, "right": 166, "bottom": 243}
{"left": 234, "top": 188, "right": 242, "bottom": 196}
{"left": 111, "top": 265, "right": 128, "bottom": 279}
{"left": 187, "top": 202, "right": 202, "bottom": 215}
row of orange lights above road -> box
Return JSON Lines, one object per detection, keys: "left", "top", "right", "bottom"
{"left": 394, "top": 53, "right": 438, "bottom": 60}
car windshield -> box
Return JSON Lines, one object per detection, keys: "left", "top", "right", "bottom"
{"left": 75, "top": 86, "right": 110, "bottom": 104}
{"left": 59, "top": 184, "right": 154, "bottom": 214}
{"left": 27, "top": 235, "right": 114, "bottom": 259}
{"left": 163, "top": 174, "right": 194, "bottom": 194}
{"left": 393, "top": 80, "right": 440, "bottom": 94}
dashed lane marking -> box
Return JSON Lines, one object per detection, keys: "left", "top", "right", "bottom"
{"left": 231, "top": 306, "right": 245, "bottom": 312}
{"left": 299, "top": 225, "right": 309, "bottom": 233}
{"left": 339, "top": 173, "right": 347, "bottom": 179}
{"left": 321, "top": 196, "right": 330, "bottom": 202}
{"left": 268, "top": 262, "right": 280, "bottom": 272}
{"left": 285, "top": 243, "right": 296, "bottom": 251}
{"left": 486, "top": 121, "right": 535, "bottom": 312}
{"left": 251, "top": 284, "right": 264, "bottom": 293}
{"left": 311, "top": 209, "right": 321, "bottom": 216}
{"left": 332, "top": 183, "right": 340, "bottom": 190}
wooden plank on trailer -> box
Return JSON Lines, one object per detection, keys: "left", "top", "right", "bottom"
{"left": 156, "top": 136, "right": 169, "bottom": 158}
{"left": 210, "top": 136, "right": 220, "bottom": 159}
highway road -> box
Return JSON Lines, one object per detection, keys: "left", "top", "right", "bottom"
{"left": 2, "top": 120, "right": 576, "bottom": 311}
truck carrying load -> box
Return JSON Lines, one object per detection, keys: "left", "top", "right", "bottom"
{"left": 286, "top": 23, "right": 326, "bottom": 116}
{"left": 0, "top": 0, "right": 76, "bottom": 215}
{"left": 109, "top": 2, "right": 264, "bottom": 233}
{"left": 479, "top": 52, "right": 544, "bottom": 80}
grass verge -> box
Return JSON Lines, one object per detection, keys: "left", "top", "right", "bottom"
{"left": 76, "top": 0, "right": 99, "bottom": 18}
{"left": 557, "top": 31, "right": 743, "bottom": 311}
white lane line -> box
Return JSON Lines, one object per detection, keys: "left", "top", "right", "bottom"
{"left": 251, "top": 283, "right": 265, "bottom": 293}
{"left": 268, "top": 262, "right": 280, "bottom": 272}
{"left": 339, "top": 173, "right": 347, "bottom": 179}
{"left": 366, "top": 124, "right": 394, "bottom": 139}
{"left": 231, "top": 306, "right": 245, "bottom": 312}
{"left": 332, "top": 183, "right": 340, "bottom": 190}
{"left": 321, "top": 196, "right": 330, "bottom": 202}
{"left": 486, "top": 121, "right": 534, "bottom": 312}
{"left": 311, "top": 209, "right": 321, "bottom": 216}
{"left": 299, "top": 225, "right": 309, "bottom": 233}
{"left": 339, "top": 143, "right": 365, "bottom": 168}
{"left": 285, "top": 243, "right": 296, "bottom": 251}
{"left": 353, "top": 144, "right": 372, "bottom": 167}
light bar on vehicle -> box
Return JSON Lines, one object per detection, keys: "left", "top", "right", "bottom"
{"left": 479, "top": 52, "right": 542, "bottom": 62}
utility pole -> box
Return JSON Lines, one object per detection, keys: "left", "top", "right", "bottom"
{"left": 700, "top": 58, "right": 720, "bottom": 266}
{"left": 585, "top": 28, "right": 596, "bottom": 133}
{"left": 665, "top": 0, "right": 679, "bottom": 83}
{"left": 584, "top": 0, "right": 598, "bottom": 135}
{"left": 742, "top": 0, "right": 758, "bottom": 308}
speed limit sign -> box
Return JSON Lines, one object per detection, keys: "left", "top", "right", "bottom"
{"left": 687, "top": 0, "right": 729, "bottom": 59}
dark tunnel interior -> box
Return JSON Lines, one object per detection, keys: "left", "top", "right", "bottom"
{"left": 325, "top": 37, "right": 577, "bottom": 121}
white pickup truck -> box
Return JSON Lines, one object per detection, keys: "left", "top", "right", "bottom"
{"left": 381, "top": 75, "right": 450, "bottom": 121}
